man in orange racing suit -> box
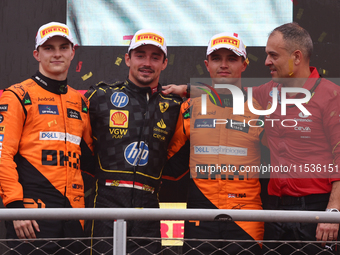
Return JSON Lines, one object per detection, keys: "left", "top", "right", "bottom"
{"left": 163, "top": 32, "right": 266, "bottom": 254}
{"left": 0, "top": 22, "right": 93, "bottom": 255}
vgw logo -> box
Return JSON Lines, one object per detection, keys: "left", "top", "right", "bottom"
{"left": 111, "top": 92, "right": 129, "bottom": 108}
{"left": 200, "top": 85, "right": 312, "bottom": 116}
{"left": 124, "top": 141, "right": 149, "bottom": 166}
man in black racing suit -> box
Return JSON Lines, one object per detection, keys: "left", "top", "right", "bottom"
{"left": 85, "top": 29, "right": 182, "bottom": 255}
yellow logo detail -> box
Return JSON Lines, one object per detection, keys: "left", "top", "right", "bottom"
{"left": 211, "top": 36, "right": 240, "bottom": 48}
{"left": 40, "top": 25, "right": 69, "bottom": 38}
{"left": 136, "top": 33, "right": 164, "bottom": 46}
{"left": 157, "top": 119, "right": 166, "bottom": 129}
{"left": 110, "top": 110, "right": 129, "bottom": 128}
{"left": 159, "top": 102, "right": 169, "bottom": 113}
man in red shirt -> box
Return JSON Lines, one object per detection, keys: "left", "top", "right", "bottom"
{"left": 251, "top": 22, "right": 340, "bottom": 254}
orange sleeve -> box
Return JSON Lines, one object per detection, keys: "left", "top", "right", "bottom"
{"left": 0, "top": 88, "right": 26, "bottom": 207}
{"left": 162, "top": 100, "right": 191, "bottom": 180}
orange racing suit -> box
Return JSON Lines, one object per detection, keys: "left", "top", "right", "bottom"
{"left": 164, "top": 93, "right": 265, "bottom": 253}
{"left": 0, "top": 71, "right": 93, "bottom": 254}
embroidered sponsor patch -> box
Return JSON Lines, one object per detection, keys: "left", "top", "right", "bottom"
{"left": 194, "top": 119, "right": 215, "bottom": 128}
{"left": 0, "top": 105, "right": 8, "bottom": 112}
{"left": 67, "top": 109, "right": 82, "bottom": 120}
{"left": 38, "top": 105, "right": 59, "bottom": 115}
{"left": 111, "top": 92, "right": 129, "bottom": 108}
{"left": 39, "top": 132, "right": 81, "bottom": 145}
{"left": 124, "top": 141, "right": 149, "bottom": 166}
{"left": 110, "top": 110, "right": 129, "bottom": 128}
{"left": 194, "top": 146, "right": 247, "bottom": 156}
{"left": 226, "top": 120, "right": 250, "bottom": 133}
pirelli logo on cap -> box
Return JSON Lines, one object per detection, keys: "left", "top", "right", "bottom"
{"left": 40, "top": 25, "right": 69, "bottom": 38}
{"left": 136, "top": 33, "right": 164, "bottom": 46}
{"left": 211, "top": 36, "right": 239, "bottom": 48}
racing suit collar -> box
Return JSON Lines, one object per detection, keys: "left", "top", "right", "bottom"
{"left": 208, "top": 87, "right": 247, "bottom": 107}
{"left": 32, "top": 71, "right": 68, "bottom": 94}
{"left": 126, "top": 78, "right": 161, "bottom": 94}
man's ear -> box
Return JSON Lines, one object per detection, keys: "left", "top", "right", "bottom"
{"left": 241, "top": 58, "right": 248, "bottom": 73}
{"left": 161, "top": 58, "right": 168, "bottom": 71}
{"left": 204, "top": 59, "right": 210, "bottom": 73}
{"left": 293, "top": 50, "right": 303, "bottom": 65}
{"left": 125, "top": 53, "right": 131, "bottom": 67}
{"left": 33, "top": 50, "right": 40, "bottom": 62}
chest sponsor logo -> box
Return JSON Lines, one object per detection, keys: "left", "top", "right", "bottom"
{"left": 298, "top": 112, "right": 310, "bottom": 118}
{"left": 38, "top": 97, "right": 55, "bottom": 102}
{"left": 42, "top": 150, "right": 79, "bottom": 170}
{"left": 0, "top": 114, "right": 3, "bottom": 123}
{"left": 39, "top": 132, "right": 81, "bottom": 145}
{"left": 124, "top": 141, "right": 149, "bottom": 166}
{"left": 0, "top": 126, "right": 5, "bottom": 133}
{"left": 159, "top": 102, "right": 169, "bottom": 113}
{"left": 67, "top": 108, "right": 82, "bottom": 120}
{"left": 194, "top": 146, "right": 248, "bottom": 156}
{"left": 294, "top": 126, "right": 311, "bottom": 132}
{"left": 194, "top": 119, "right": 215, "bottom": 128}
{"left": 296, "top": 112, "right": 312, "bottom": 122}
{"left": 198, "top": 111, "right": 216, "bottom": 116}
{"left": 109, "top": 128, "right": 128, "bottom": 139}
{"left": 226, "top": 120, "right": 249, "bottom": 133}
{"left": 38, "top": 105, "right": 59, "bottom": 115}
{"left": 66, "top": 101, "right": 78, "bottom": 105}
{"left": 0, "top": 142, "right": 2, "bottom": 149}
{"left": 0, "top": 105, "right": 8, "bottom": 112}
{"left": 111, "top": 92, "right": 129, "bottom": 108}
{"left": 110, "top": 110, "right": 129, "bottom": 128}
{"left": 157, "top": 119, "right": 166, "bottom": 129}
{"left": 0, "top": 134, "right": 4, "bottom": 141}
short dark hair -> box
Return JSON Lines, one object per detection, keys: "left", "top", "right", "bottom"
{"left": 270, "top": 22, "right": 313, "bottom": 61}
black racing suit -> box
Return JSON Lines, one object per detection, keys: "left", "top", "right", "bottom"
{"left": 85, "top": 79, "right": 182, "bottom": 254}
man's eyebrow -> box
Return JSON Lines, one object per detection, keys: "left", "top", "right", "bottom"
{"left": 209, "top": 53, "right": 220, "bottom": 57}
{"left": 266, "top": 50, "right": 278, "bottom": 55}
{"left": 134, "top": 50, "right": 146, "bottom": 54}
{"left": 151, "top": 52, "right": 162, "bottom": 56}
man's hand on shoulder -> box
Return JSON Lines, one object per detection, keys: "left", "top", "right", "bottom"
{"left": 13, "top": 220, "right": 40, "bottom": 239}
{"left": 162, "top": 84, "right": 187, "bottom": 97}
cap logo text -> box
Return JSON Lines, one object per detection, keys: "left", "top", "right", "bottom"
{"left": 212, "top": 36, "right": 240, "bottom": 48}
{"left": 41, "top": 25, "right": 69, "bottom": 38}
{"left": 136, "top": 33, "right": 164, "bottom": 46}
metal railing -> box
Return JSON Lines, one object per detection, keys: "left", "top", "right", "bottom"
{"left": 0, "top": 208, "right": 340, "bottom": 255}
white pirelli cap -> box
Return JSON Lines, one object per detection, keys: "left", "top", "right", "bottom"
{"left": 35, "top": 22, "right": 74, "bottom": 50}
{"left": 128, "top": 29, "right": 167, "bottom": 56}
{"left": 207, "top": 32, "right": 247, "bottom": 59}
